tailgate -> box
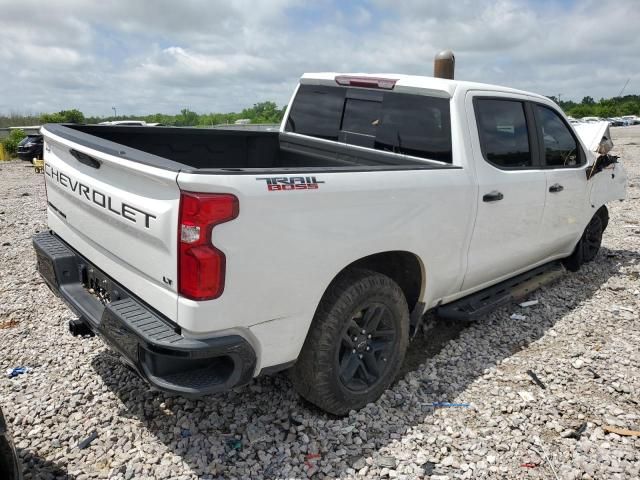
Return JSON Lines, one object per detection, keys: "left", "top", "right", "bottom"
{"left": 41, "top": 124, "right": 181, "bottom": 321}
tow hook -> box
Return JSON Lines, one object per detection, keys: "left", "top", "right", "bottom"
{"left": 68, "top": 318, "right": 94, "bottom": 337}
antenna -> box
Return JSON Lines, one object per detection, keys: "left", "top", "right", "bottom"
{"left": 617, "top": 78, "right": 630, "bottom": 97}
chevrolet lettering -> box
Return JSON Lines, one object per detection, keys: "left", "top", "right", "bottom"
{"left": 45, "top": 163, "right": 156, "bottom": 228}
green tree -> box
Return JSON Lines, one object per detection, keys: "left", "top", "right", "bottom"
{"left": 595, "top": 99, "right": 617, "bottom": 118}
{"left": 581, "top": 96, "right": 595, "bottom": 105}
{"left": 61, "top": 109, "right": 85, "bottom": 123}
{"left": 566, "top": 104, "right": 596, "bottom": 118}
{"left": 240, "top": 101, "right": 283, "bottom": 123}
{"left": 1, "top": 128, "right": 26, "bottom": 155}
{"left": 41, "top": 109, "right": 85, "bottom": 124}
{"left": 620, "top": 101, "right": 640, "bottom": 116}
{"left": 174, "top": 108, "right": 199, "bottom": 126}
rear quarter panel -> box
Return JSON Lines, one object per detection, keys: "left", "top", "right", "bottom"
{"left": 177, "top": 168, "right": 475, "bottom": 369}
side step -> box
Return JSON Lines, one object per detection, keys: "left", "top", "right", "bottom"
{"left": 436, "top": 261, "right": 565, "bottom": 321}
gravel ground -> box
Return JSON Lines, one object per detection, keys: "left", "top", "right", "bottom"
{"left": 1, "top": 126, "right": 639, "bottom": 480}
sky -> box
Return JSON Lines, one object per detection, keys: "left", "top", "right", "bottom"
{"left": 1, "top": 0, "right": 638, "bottom": 117}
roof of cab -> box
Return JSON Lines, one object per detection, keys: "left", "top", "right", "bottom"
{"left": 301, "top": 72, "right": 548, "bottom": 102}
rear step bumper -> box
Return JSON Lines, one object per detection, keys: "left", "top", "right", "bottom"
{"left": 32, "top": 231, "right": 256, "bottom": 396}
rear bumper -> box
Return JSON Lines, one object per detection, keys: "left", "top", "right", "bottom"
{"left": 32, "top": 231, "right": 256, "bottom": 396}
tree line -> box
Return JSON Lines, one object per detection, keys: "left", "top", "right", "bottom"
{"left": 0, "top": 102, "right": 286, "bottom": 128}
{"left": 548, "top": 95, "right": 640, "bottom": 118}
{"left": 1, "top": 95, "right": 640, "bottom": 129}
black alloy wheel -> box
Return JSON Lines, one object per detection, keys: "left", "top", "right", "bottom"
{"left": 337, "top": 303, "right": 397, "bottom": 392}
{"left": 290, "top": 269, "right": 409, "bottom": 415}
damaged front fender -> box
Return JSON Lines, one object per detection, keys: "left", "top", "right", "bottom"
{"left": 573, "top": 120, "right": 627, "bottom": 207}
{"left": 589, "top": 158, "right": 627, "bottom": 208}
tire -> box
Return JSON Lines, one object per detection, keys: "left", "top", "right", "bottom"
{"left": 290, "top": 269, "right": 409, "bottom": 415}
{"left": 563, "top": 211, "right": 605, "bottom": 272}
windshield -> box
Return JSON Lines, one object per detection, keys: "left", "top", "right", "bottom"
{"left": 20, "top": 135, "right": 42, "bottom": 145}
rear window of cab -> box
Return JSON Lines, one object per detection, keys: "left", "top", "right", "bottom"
{"left": 285, "top": 84, "right": 453, "bottom": 163}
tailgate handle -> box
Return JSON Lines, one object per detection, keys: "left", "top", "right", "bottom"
{"left": 70, "top": 149, "right": 101, "bottom": 169}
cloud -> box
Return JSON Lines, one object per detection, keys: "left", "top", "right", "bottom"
{"left": 0, "top": 0, "right": 638, "bottom": 116}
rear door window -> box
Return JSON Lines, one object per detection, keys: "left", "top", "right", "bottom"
{"left": 475, "top": 99, "right": 532, "bottom": 168}
{"left": 286, "top": 84, "right": 452, "bottom": 163}
{"left": 534, "top": 105, "right": 583, "bottom": 168}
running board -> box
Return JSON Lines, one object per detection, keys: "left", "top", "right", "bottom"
{"left": 436, "top": 261, "right": 565, "bottom": 321}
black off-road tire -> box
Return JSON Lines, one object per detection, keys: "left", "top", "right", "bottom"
{"left": 563, "top": 210, "right": 606, "bottom": 272}
{"left": 290, "top": 269, "right": 409, "bottom": 416}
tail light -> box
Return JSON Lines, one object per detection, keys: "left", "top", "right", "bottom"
{"left": 178, "top": 192, "right": 239, "bottom": 300}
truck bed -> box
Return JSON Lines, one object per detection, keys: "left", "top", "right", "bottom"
{"left": 47, "top": 124, "right": 449, "bottom": 173}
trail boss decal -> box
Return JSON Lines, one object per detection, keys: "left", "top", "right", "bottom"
{"left": 256, "top": 176, "right": 325, "bottom": 191}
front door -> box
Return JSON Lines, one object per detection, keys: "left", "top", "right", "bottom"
{"left": 533, "top": 104, "right": 590, "bottom": 257}
{"left": 462, "top": 94, "right": 547, "bottom": 290}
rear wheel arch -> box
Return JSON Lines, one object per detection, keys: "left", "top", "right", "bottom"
{"left": 293, "top": 250, "right": 424, "bottom": 372}
{"left": 340, "top": 251, "right": 425, "bottom": 313}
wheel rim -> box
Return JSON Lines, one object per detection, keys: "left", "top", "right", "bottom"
{"left": 336, "top": 303, "right": 397, "bottom": 392}
{"left": 583, "top": 215, "right": 603, "bottom": 260}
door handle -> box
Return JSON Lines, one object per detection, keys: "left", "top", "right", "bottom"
{"left": 549, "top": 183, "right": 564, "bottom": 193}
{"left": 482, "top": 191, "right": 504, "bottom": 202}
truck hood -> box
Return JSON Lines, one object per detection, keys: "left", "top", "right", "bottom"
{"left": 574, "top": 121, "right": 614, "bottom": 155}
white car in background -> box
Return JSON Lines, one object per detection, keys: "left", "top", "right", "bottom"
{"left": 580, "top": 116, "right": 602, "bottom": 124}
{"left": 98, "top": 120, "right": 163, "bottom": 126}
{"left": 621, "top": 115, "right": 640, "bottom": 126}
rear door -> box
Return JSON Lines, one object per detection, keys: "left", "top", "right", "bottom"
{"left": 533, "top": 104, "right": 590, "bottom": 257}
{"left": 42, "top": 125, "right": 181, "bottom": 320}
{"left": 462, "top": 94, "right": 547, "bottom": 290}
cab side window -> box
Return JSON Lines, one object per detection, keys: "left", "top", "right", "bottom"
{"left": 475, "top": 99, "right": 532, "bottom": 168}
{"left": 535, "top": 105, "right": 583, "bottom": 168}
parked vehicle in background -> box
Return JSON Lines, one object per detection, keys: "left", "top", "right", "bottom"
{"left": 16, "top": 134, "right": 43, "bottom": 161}
{"left": 34, "top": 72, "right": 626, "bottom": 414}
{"left": 581, "top": 116, "right": 602, "bottom": 123}
{"left": 97, "top": 120, "right": 163, "bottom": 126}
{"left": 0, "top": 407, "right": 21, "bottom": 480}
{"left": 607, "top": 117, "right": 625, "bottom": 127}
{"left": 621, "top": 115, "right": 640, "bottom": 126}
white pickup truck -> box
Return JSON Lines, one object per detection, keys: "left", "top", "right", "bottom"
{"left": 33, "top": 73, "right": 626, "bottom": 415}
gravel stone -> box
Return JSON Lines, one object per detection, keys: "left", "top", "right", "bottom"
{"left": 441, "top": 456, "right": 454, "bottom": 467}
{"left": 1, "top": 126, "right": 639, "bottom": 478}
